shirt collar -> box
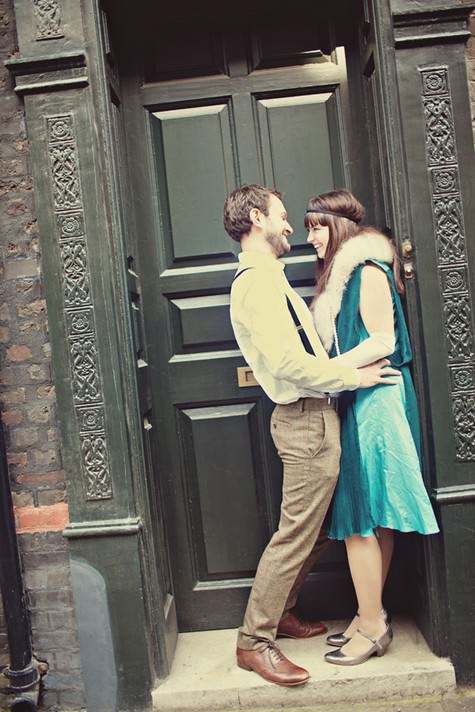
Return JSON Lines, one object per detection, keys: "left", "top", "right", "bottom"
{"left": 238, "top": 250, "right": 285, "bottom": 272}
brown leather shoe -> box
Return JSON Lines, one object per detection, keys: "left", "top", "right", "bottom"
{"left": 277, "top": 611, "right": 327, "bottom": 639}
{"left": 236, "top": 642, "right": 310, "bottom": 686}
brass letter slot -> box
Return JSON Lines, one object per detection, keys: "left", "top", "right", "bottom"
{"left": 237, "top": 366, "right": 259, "bottom": 388}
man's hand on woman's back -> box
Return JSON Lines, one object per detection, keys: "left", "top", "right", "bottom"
{"left": 358, "top": 359, "right": 401, "bottom": 388}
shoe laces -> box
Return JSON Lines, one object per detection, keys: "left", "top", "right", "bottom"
{"left": 260, "top": 641, "right": 286, "bottom": 666}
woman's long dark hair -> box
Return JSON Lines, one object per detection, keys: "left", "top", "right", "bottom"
{"left": 305, "top": 189, "right": 404, "bottom": 296}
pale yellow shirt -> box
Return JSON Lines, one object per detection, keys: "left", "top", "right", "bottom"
{"left": 230, "top": 251, "right": 360, "bottom": 404}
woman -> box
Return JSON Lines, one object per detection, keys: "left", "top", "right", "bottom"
{"left": 305, "top": 189, "right": 439, "bottom": 666}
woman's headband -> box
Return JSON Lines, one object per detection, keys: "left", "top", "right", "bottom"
{"left": 305, "top": 208, "right": 360, "bottom": 224}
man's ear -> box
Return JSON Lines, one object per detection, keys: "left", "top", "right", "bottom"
{"left": 249, "top": 207, "right": 262, "bottom": 228}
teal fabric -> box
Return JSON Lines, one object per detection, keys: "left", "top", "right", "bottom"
{"left": 328, "top": 259, "right": 439, "bottom": 540}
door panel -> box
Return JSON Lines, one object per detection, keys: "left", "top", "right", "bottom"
{"left": 150, "top": 105, "right": 237, "bottom": 262}
{"left": 256, "top": 90, "right": 346, "bottom": 240}
{"left": 179, "top": 402, "right": 268, "bottom": 578}
{"left": 170, "top": 295, "right": 235, "bottom": 352}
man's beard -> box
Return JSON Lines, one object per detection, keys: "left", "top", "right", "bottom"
{"left": 265, "top": 230, "right": 290, "bottom": 257}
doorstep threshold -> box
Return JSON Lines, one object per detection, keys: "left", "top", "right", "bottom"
{"left": 153, "top": 617, "right": 455, "bottom": 712}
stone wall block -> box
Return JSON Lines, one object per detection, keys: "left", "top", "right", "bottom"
{"left": 37, "top": 489, "right": 66, "bottom": 506}
{"left": 8, "top": 426, "right": 39, "bottom": 448}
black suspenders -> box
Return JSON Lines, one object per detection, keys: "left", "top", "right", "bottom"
{"left": 284, "top": 296, "right": 316, "bottom": 357}
{"left": 232, "top": 268, "right": 316, "bottom": 357}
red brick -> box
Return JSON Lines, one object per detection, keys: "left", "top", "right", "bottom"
{"left": 27, "top": 403, "right": 53, "bottom": 424}
{"left": 1, "top": 410, "right": 22, "bottom": 426}
{"left": 14, "top": 503, "right": 69, "bottom": 534}
{"left": 6, "top": 344, "right": 32, "bottom": 362}
{"left": 0, "top": 302, "right": 10, "bottom": 321}
{"left": 10, "top": 427, "right": 38, "bottom": 447}
{"left": 27, "top": 364, "right": 49, "bottom": 382}
{"left": 6, "top": 199, "right": 29, "bottom": 216}
{"left": 6, "top": 241, "right": 25, "bottom": 258}
{"left": 16, "top": 470, "right": 64, "bottom": 486}
{"left": 37, "top": 385, "right": 55, "bottom": 399}
{"left": 0, "top": 387, "right": 26, "bottom": 404}
{"left": 0, "top": 156, "right": 28, "bottom": 176}
{"left": 18, "top": 320, "right": 42, "bottom": 333}
{"left": 7, "top": 451, "right": 28, "bottom": 467}
{"left": 16, "top": 279, "right": 37, "bottom": 294}
{"left": 0, "top": 176, "right": 32, "bottom": 196}
{"left": 4, "top": 260, "right": 38, "bottom": 280}
{"left": 16, "top": 299, "right": 46, "bottom": 318}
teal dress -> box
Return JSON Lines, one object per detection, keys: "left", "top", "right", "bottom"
{"left": 328, "top": 260, "right": 439, "bottom": 540}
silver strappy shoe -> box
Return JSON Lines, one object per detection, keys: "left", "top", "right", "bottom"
{"left": 326, "top": 609, "right": 390, "bottom": 648}
{"left": 324, "top": 624, "right": 393, "bottom": 666}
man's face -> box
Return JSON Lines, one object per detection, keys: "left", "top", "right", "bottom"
{"left": 263, "top": 195, "right": 293, "bottom": 257}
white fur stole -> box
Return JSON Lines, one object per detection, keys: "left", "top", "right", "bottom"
{"left": 312, "top": 232, "right": 394, "bottom": 352}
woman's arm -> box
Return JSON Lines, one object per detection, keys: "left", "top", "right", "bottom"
{"left": 332, "top": 264, "right": 396, "bottom": 368}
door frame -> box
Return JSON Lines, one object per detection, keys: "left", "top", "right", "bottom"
{"left": 99, "top": 0, "right": 475, "bottom": 683}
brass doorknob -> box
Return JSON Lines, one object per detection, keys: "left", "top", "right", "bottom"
{"left": 403, "top": 262, "right": 415, "bottom": 279}
{"left": 401, "top": 239, "right": 414, "bottom": 257}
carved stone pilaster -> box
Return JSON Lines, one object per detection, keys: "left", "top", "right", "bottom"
{"left": 47, "top": 114, "right": 113, "bottom": 499}
{"left": 421, "top": 66, "right": 475, "bottom": 461}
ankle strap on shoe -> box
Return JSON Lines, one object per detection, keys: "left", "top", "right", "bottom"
{"left": 356, "top": 627, "right": 388, "bottom": 652}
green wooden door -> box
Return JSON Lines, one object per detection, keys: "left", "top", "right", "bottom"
{"left": 120, "top": 2, "right": 383, "bottom": 632}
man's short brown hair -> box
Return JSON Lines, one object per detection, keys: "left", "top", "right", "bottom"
{"left": 223, "top": 184, "right": 283, "bottom": 242}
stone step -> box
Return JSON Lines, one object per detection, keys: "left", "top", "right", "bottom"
{"left": 153, "top": 617, "right": 456, "bottom": 712}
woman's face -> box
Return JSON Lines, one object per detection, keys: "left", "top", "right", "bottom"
{"left": 306, "top": 224, "right": 330, "bottom": 259}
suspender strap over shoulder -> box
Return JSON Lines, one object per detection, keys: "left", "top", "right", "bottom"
{"left": 285, "top": 296, "right": 315, "bottom": 356}
{"left": 232, "top": 267, "right": 316, "bottom": 357}
{"left": 232, "top": 267, "right": 253, "bottom": 282}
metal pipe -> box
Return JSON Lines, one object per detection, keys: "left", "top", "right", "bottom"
{"left": 9, "top": 698, "right": 37, "bottom": 712}
{"left": 0, "top": 420, "right": 39, "bottom": 691}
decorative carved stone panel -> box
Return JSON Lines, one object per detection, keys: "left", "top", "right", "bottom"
{"left": 420, "top": 67, "right": 475, "bottom": 461}
{"left": 46, "top": 114, "right": 113, "bottom": 498}
{"left": 60, "top": 241, "right": 91, "bottom": 307}
{"left": 33, "top": 0, "right": 64, "bottom": 40}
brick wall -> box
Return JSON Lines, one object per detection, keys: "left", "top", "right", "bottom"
{"left": 0, "top": 0, "right": 66, "bottom": 521}
{"left": 0, "top": 0, "right": 84, "bottom": 709}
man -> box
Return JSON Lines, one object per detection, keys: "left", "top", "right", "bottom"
{"left": 223, "top": 184, "right": 399, "bottom": 686}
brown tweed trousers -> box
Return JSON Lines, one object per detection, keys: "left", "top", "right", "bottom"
{"left": 237, "top": 397, "right": 341, "bottom": 650}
